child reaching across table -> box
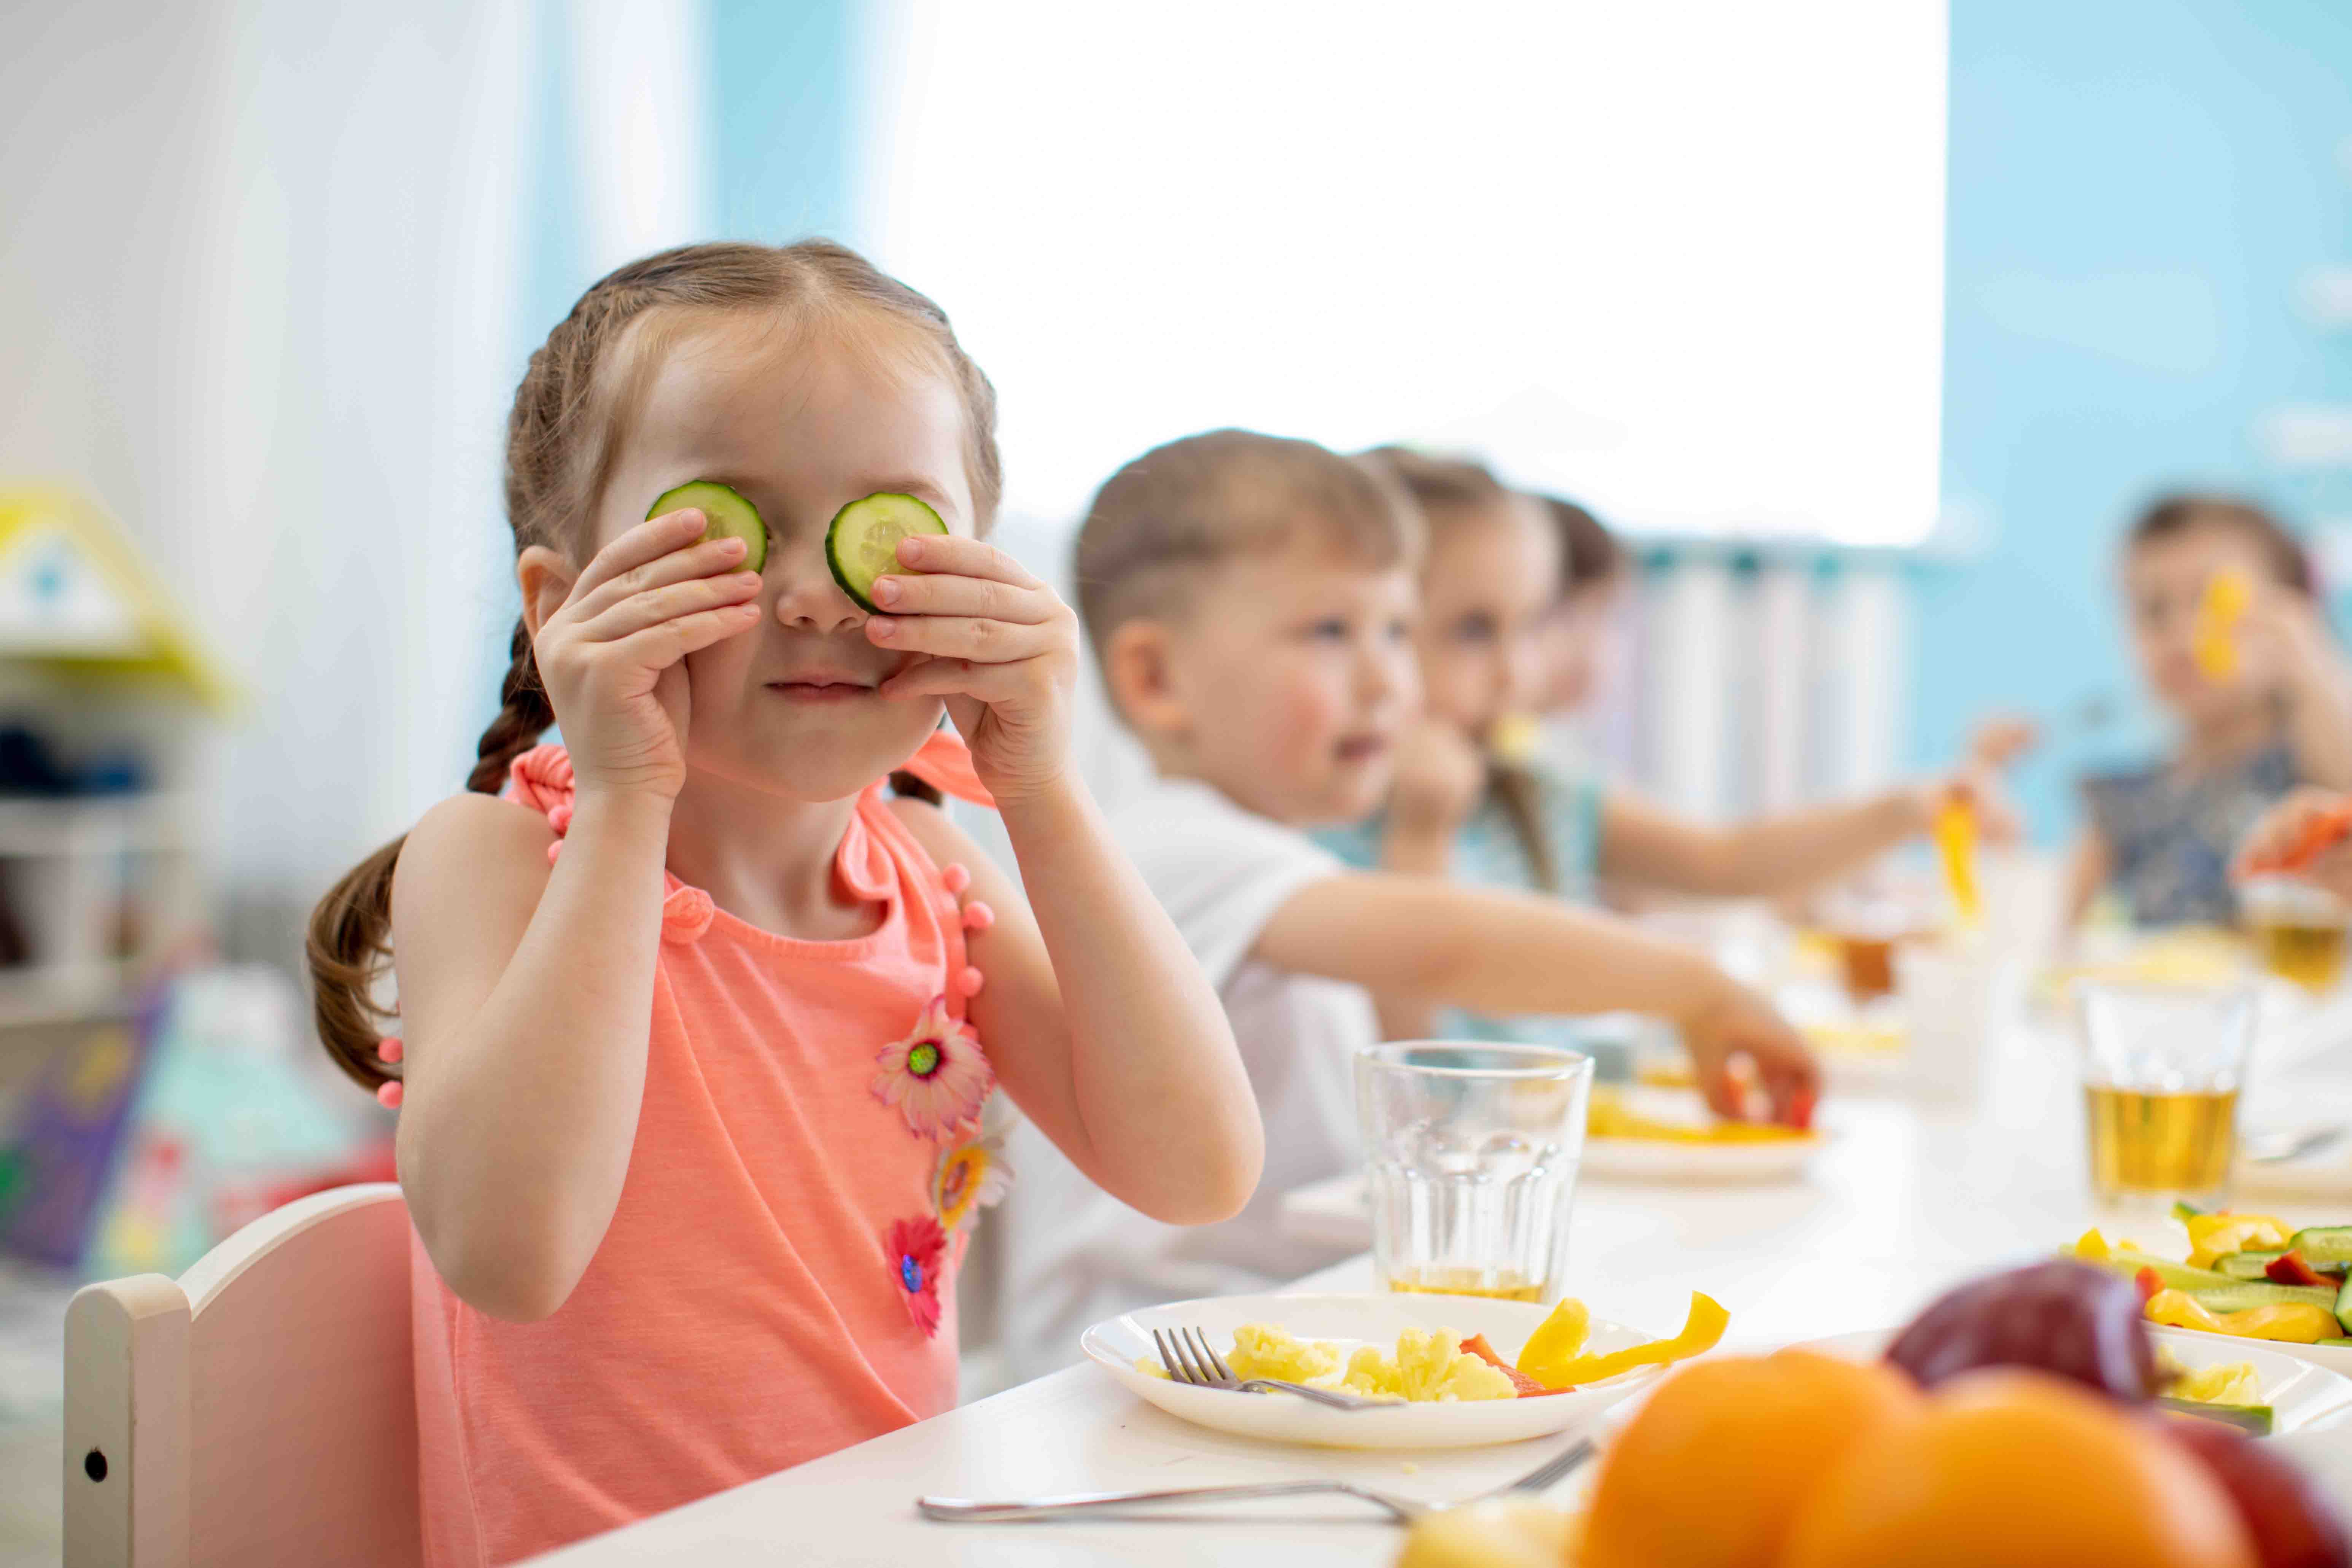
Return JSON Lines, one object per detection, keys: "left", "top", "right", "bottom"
{"left": 305, "top": 242, "right": 1259, "bottom": 1566}
{"left": 2070, "top": 494, "right": 2352, "bottom": 929}
{"left": 996, "top": 429, "right": 1817, "bottom": 1379}
{"left": 1317, "top": 453, "right": 2012, "bottom": 1047}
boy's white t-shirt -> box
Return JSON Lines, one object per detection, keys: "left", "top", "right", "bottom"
{"left": 996, "top": 774, "right": 1380, "bottom": 1380}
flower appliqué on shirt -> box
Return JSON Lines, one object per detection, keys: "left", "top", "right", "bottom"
{"left": 871, "top": 993, "right": 992, "bottom": 1142}
{"left": 885, "top": 1215, "right": 947, "bottom": 1336}
{"left": 931, "top": 1134, "right": 1013, "bottom": 1233}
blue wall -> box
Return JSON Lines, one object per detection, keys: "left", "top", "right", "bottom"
{"left": 709, "top": 0, "right": 862, "bottom": 246}
{"left": 1919, "top": 0, "right": 2352, "bottom": 839}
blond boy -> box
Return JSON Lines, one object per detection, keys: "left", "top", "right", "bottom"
{"left": 997, "top": 430, "right": 1816, "bottom": 1376}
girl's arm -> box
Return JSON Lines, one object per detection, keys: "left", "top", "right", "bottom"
{"left": 1253, "top": 873, "right": 1819, "bottom": 1123}
{"left": 396, "top": 509, "right": 766, "bottom": 1320}
{"left": 866, "top": 533, "right": 1259, "bottom": 1225}
{"left": 890, "top": 794, "right": 1261, "bottom": 1224}
{"left": 1597, "top": 788, "right": 1933, "bottom": 897}
{"left": 391, "top": 792, "right": 668, "bottom": 1321}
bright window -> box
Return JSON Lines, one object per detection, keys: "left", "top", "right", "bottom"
{"left": 859, "top": 0, "right": 1947, "bottom": 544}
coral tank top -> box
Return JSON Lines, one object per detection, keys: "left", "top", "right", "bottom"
{"left": 407, "top": 736, "right": 1005, "bottom": 1566}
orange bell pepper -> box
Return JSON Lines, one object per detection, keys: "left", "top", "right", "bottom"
{"left": 1520, "top": 1292, "right": 1729, "bottom": 1391}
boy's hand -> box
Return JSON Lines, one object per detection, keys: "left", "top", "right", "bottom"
{"left": 533, "top": 509, "right": 765, "bottom": 803}
{"left": 1388, "top": 720, "right": 1487, "bottom": 836}
{"left": 1679, "top": 977, "right": 1820, "bottom": 1127}
{"left": 865, "top": 534, "right": 1078, "bottom": 806}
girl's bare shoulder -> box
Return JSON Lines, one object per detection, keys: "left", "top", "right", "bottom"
{"left": 392, "top": 792, "right": 556, "bottom": 918}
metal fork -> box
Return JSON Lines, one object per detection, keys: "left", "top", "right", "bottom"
{"left": 919, "top": 1430, "right": 1595, "bottom": 1524}
{"left": 1151, "top": 1325, "right": 1385, "bottom": 1411}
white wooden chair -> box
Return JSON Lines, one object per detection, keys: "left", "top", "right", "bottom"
{"left": 63, "top": 1182, "right": 419, "bottom": 1567}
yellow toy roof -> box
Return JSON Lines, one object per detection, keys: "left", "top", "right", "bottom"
{"left": 0, "top": 489, "right": 234, "bottom": 712}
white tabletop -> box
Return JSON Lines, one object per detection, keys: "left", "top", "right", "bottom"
{"left": 533, "top": 1015, "right": 2352, "bottom": 1566}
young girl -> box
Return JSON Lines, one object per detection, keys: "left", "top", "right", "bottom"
{"left": 307, "top": 241, "right": 1259, "bottom": 1565}
{"left": 1320, "top": 451, "right": 2003, "bottom": 1045}
{"left": 2071, "top": 495, "right": 2352, "bottom": 928}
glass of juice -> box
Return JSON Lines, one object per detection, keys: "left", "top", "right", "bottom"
{"left": 2241, "top": 876, "right": 2350, "bottom": 992}
{"left": 2075, "top": 981, "right": 2257, "bottom": 1214}
{"left": 1355, "top": 1042, "right": 1591, "bottom": 1302}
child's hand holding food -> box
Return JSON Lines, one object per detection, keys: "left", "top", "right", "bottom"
{"left": 1678, "top": 976, "right": 1820, "bottom": 1127}
{"left": 863, "top": 532, "right": 1081, "bottom": 806}
{"left": 2236, "top": 787, "right": 2352, "bottom": 897}
{"left": 1388, "top": 719, "right": 1488, "bottom": 836}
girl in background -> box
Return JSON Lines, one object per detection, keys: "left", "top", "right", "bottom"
{"left": 1320, "top": 450, "right": 2004, "bottom": 1045}
{"left": 306, "top": 241, "right": 1258, "bottom": 1566}
{"left": 2071, "top": 495, "right": 2352, "bottom": 929}
{"left": 1531, "top": 492, "right": 1629, "bottom": 724}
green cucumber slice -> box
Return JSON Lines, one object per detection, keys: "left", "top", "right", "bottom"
{"left": 2182, "top": 1280, "right": 2340, "bottom": 1314}
{"left": 648, "top": 481, "right": 767, "bottom": 574}
{"left": 2171, "top": 1199, "right": 2209, "bottom": 1222}
{"left": 2218, "top": 1250, "right": 2292, "bottom": 1280}
{"left": 2091, "top": 1250, "right": 2240, "bottom": 1292}
{"left": 2290, "top": 1225, "right": 2352, "bottom": 1272}
{"left": 826, "top": 492, "right": 947, "bottom": 614}
{"left": 2157, "top": 1397, "right": 2275, "bottom": 1436}
{"left": 2319, "top": 1336, "right": 2352, "bottom": 1347}
{"left": 2338, "top": 1274, "right": 2352, "bottom": 1335}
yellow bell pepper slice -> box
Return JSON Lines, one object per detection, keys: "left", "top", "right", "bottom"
{"left": 1521, "top": 1292, "right": 1728, "bottom": 1390}
{"left": 2192, "top": 569, "right": 2252, "bottom": 681}
{"left": 2185, "top": 1213, "right": 2290, "bottom": 1269}
{"left": 2073, "top": 1227, "right": 2113, "bottom": 1262}
{"left": 1932, "top": 797, "right": 1981, "bottom": 925}
{"left": 1516, "top": 1297, "right": 1589, "bottom": 1377}
{"left": 2146, "top": 1289, "right": 2339, "bottom": 1344}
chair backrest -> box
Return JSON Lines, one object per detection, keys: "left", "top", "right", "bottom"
{"left": 64, "top": 1182, "right": 418, "bottom": 1568}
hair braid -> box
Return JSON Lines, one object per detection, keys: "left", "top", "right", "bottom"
{"left": 468, "top": 618, "right": 556, "bottom": 796}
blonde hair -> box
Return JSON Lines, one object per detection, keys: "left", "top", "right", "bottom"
{"left": 307, "top": 239, "right": 1000, "bottom": 1092}
{"left": 1072, "top": 428, "right": 1420, "bottom": 662}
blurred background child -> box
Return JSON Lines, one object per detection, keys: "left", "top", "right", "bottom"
{"left": 1318, "top": 451, "right": 2012, "bottom": 1048}
{"left": 2070, "top": 495, "right": 2352, "bottom": 929}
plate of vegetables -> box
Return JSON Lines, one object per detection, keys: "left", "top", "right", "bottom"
{"left": 1581, "top": 1087, "right": 1827, "bottom": 1182}
{"left": 2069, "top": 1206, "right": 2352, "bottom": 1375}
{"left": 1081, "top": 1290, "right": 1725, "bottom": 1449}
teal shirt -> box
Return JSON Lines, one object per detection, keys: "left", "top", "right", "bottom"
{"left": 1314, "top": 770, "right": 1625, "bottom": 1065}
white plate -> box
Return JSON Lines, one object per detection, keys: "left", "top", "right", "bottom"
{"left": 1582, "top": 1130, "right": 1827, "bottom": 1183}
{"left": 1794, "top": 1328, "right": 2352, "bottom": 1434}
{"left": 1081, "top": 1291, "right": 1668, "bottom": 1450}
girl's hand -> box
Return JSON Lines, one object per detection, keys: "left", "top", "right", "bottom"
{"left": 1388, "top": 720, "right": 1487, "bottom": 835}
{"left": 1679, "top": 977, "right": 1820, "bottom": 1127}
{"left": 2236, "top": 787, "right": 2352, "bottom": 896}
{"left": 865, "top": 535, "right": 1079, "bottom": 806}
{"left": 531, "top": 509, "right": 765, "bottom": 802}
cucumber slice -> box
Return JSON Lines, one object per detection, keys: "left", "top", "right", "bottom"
{"left": 2157, "top": 1397, "right": 2275, "bottom": 1436}
{"left": 2183, "top": 1280, "right": 2340, "bottom": 1314}
{"left": 2320, "top": 1336, "right": 2352, "bottom": 1347}
{"left": 2218, "top": 1249, "right": 2292, "bottom": 1280}
{"left": 648, "top": 480, "right": 767, "bottom": 574}
{"left": 2093, "top": 1250, "right": 2240, "bottom": 1292}
{"left": 2338, "top": 1274, "right": 2352, "bottom": 1335}
{"left": 826, "top": 492, "right": 947, "bottom": 614}
{"left": 2171, "top": 1199, "right": 2209, "bottom": 1222}
{"left": 2290, "top": 1225, "right": 2352, "bottom": 1272}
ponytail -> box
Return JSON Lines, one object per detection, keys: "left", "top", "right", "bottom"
{"left": 307, "top": 617, "right": 551, "bottom": 1090}
{"left": 1488, "top": 762, "right": 1559, "bottom": 895}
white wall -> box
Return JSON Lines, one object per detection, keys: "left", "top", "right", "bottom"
{"left": 2, "top": 1, "right": 532, "bottom": 910}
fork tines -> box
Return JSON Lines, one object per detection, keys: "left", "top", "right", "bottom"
{"left": 1151, "top": 1325, "right": 1236, "bottom": 1386}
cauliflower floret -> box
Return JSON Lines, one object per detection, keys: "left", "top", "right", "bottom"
{"left": 1227, "top": 1323, "right": 1346, "bottom": 1382}
{"left": 2173, "top": 1361, "right": 2262, "bottom": 1407}
{"left": 1342, "top": 1327, "right": 1517, "bottom": 1403}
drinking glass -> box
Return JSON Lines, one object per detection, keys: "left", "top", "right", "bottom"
{"left": 1355, "top": 1042, "right": 1592, "bottom": 1302}
{"left": 2242, "top": 876, "right": 2351, "bottom": 993}
{"left": 2075, "top": 981, "right": 2257, "bottom": 1214}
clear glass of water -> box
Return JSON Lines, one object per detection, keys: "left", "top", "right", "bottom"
{"left": 2075, "top": 981, "right": 2257, "bottom": 1215}
{"left": 1355, "top": 1041, "right": 1592, "bottom": 1302}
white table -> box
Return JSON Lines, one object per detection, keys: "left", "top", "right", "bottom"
{"left": 534, "top": 1019, "right": 2352, "bottom": 1565}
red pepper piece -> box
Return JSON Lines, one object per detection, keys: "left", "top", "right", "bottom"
{"left": 1460, "top": 1334, "right": 1570, "bottom": 1397}
{"left": 1788, "top": 1088, "right": 1819, "bottom": 1134}
{"left": 2136, "top": 1266, "right": 2164, "bottom": 1303}
{"left": 2265, "top": 1249, "right": 2331, "bottom": 1288}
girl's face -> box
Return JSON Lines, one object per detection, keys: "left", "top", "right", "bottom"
{"left": 595, "top": 317, "right": 973, "bottom": 801}
{"left": 1414, "top": 498, "right": 1562, "bottom": 743}
{"left": 2123, "top": 523, "right": 2289, "bottom": 725}
{"left": 1536, "top": 574, "right": 1627, "bottom": 718}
